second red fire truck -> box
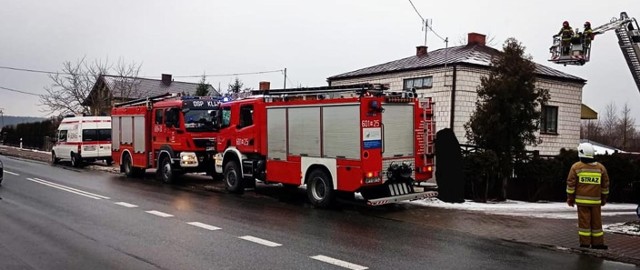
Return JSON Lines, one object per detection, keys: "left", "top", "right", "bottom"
{"left": 212, "top": 84, "right": 437, "bottom": 207}
{"left": 111, "top": 93, "right": 220, "bottom": 183}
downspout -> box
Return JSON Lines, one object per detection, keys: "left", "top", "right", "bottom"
{"left": 449, "top": 65, "right": 457, "bottom": 129}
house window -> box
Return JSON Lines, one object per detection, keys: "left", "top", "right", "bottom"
{"left": 403, "top": 76, "right": 433, "bottom": 90}
{"left": 541, "top": 106, "right": 558, "bottom": 134}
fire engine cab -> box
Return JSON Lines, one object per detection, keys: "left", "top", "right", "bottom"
{"left": 213, "top": 84, "right": 437, "bottom": 207}
{"left": 111, "top": 93, "right": 220, "bottom": 183}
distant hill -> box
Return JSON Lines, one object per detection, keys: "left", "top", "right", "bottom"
{"left": 1, "top": 115, "right": 47, "bottom": 128}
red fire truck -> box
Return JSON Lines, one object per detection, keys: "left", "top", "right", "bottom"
{"left": 213, "top": 84, "right": 437, "bottom": 207}
{"left": 111, "top": 93, "right": 220, "bottom": 183}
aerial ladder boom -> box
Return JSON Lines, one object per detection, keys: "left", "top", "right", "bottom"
{"left": 612, "top": 12, "right": 640, "bottom": 93}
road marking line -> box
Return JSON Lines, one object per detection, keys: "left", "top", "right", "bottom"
{"left": 238, "top": 235, "right": 282, "bottom": 247}
{"left": 187, "top": 222, "right": 221, "bottom": 231}
{"left": 145, "top": 210, "right": 174, "bottom": 218}
{"left": 114, "top": 202, "right": 138, "bottom": 208}
{"left": 26, "top": 178, "right": 102, "bottom": 200}
{"left": 31, "top": 177, "right": 111, "bottom": 199}
{"left": 4, "top": 170, "right": 19, "bottom": 176}
{"left": 310, "top": 255, "right": 368, "bottom": 270}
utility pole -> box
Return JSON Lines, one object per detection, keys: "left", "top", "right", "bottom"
{"left": 0, "top": 108, "right": 4, "bottom": 129}
{"left": 283, "top": 68, "right": 287, "bottom": 89}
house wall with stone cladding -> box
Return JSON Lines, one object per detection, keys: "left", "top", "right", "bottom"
{"left": 329, "top": 64, "right": 584, "bottom": 156}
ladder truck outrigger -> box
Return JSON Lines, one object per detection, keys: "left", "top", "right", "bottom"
{"left": 549, "top": 11, "right": 640, "bottom": 93}
{"left": 111, "top": 93, "right": 222, "bottom": 183}
{"left": 212, "top": 84, "right": 438, "bottom": 207}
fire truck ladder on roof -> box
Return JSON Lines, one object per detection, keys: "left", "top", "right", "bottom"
{"left": 251, "top": 84, "right": 389, "bottom": 98}
{"left": 113, "top": 93, "right": 177, "bottom": 108}
{"left": 614, "top": 12, "right": 640, "bottom": 93}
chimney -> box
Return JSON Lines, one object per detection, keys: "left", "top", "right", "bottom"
{"left": 161, "top": 74, "right": 172, "bottom": 86}
{"left": 259, "top": 81, "right": 270, "bottom": 91}
{"left": 467, "top": 33, "right": 486, "bottom": 46}
{"left": 416, "top": 45, "right": 428, "bottom": 57}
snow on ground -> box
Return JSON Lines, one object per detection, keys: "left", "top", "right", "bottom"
{"left": 412, "top": 198, "right": 638, "bottom": 219}
{"left": 604, "top": 221, "right": 640, "bottom": 236}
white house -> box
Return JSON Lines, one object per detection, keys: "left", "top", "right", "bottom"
{"left": 327, "top": 33, "right": 587, "bottom": 156}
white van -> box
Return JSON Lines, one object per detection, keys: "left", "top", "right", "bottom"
{"left": 51, "top": 116, "right": 112, "bottom": 167}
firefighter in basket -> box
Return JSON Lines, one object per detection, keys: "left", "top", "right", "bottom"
{"left": 555, "top": 21, "right": 575, "bottom": 55}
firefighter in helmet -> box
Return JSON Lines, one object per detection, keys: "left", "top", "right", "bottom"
{"left": 566, "top": 142, "right": 610, "bottom": 249}
{"left": 556, "top": 21, "right": 575, "bottom": 55}
{"left": 583, "top": 21, "right": 595, "bottom": 49}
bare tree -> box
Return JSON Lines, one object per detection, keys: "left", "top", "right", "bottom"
{"left": 40, "top": 57, "right": 141, "bottom": 115}
{"left": 617, "top": 103, "right": 636, "bottom": 150}
{"left": 601, "top": 102, "right": 618, "bottom": 146}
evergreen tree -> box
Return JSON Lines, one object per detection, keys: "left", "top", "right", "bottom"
{"left": 227, "top": 77, "right": 244, "bottom": 94}
{"left": 464, "top": 38, "right": 550, "bottom": 200}
{"left": 195, "top": 74, "right": 210, "bottom": 96}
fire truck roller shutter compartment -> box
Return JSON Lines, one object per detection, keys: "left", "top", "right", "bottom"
{"left": 121, "top": 117, "right": 133, "bottom": 145}
{"left": 133, "top": 116, "right": 146, "bottom": 153}
{"left": 288, "top": 107, "right": 321, "bottom": 157}
{"left": 112, "top": 117, "right": 120, "bottom": 151}
{"left": 382, "top": 104, "right": 415, "bottom": 158}
{"left": 322, "top": 105, "right": 360, "bottom": 160}
{"left": 267, "top": 108, "right": 287, "bottom": 161}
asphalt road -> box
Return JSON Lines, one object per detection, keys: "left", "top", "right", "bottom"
{"left": 0, "top": 156, "right": 636, "bottom": 270}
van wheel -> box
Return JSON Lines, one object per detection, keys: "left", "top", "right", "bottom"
{"left": 70, "top": 153, "right": 82, "bottom": 168}
{"left": 224, "top": 161, "right": 244, "bottom": 194}
{"left": 307, "top": 169, "right": 335, "bottom": 208}
{"left": 51, "top": 152, "right": 60, "bottom": 165}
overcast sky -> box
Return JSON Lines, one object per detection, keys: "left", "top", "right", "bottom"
{"left": 1, "top": 0, "right": 639, "bottom": 123}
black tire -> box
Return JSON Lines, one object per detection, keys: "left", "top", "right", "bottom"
{"left": 51, "top": 152, "right": 60, "bottom": 165}
{"left": 158, "top": 156, "right": 175, "bottom": 184}
{"left": 122, "top": 154, "right": 142, "bottom": 178}
{"left": 70, "top": 153, "right": 82, "bottom": 168}
{"left": 306, "top": 169, "right": 335, "bottom": 208}
{"left": 223, "top": 161, "right": 244, "bottom": 193}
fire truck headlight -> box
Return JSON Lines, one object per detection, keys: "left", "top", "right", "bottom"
{"left": 180, "top": 152, "right": 199, "bottom": 167}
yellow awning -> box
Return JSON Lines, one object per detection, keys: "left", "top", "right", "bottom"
{"left": 581, "top": 104, "right": 598, "bottom": 120}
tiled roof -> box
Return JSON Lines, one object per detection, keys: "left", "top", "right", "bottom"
{"left": 102, "top": 75, "right": 221, "bottom": 99}
{"left": 327, "top": 44, "right": 585, "bottom": 82}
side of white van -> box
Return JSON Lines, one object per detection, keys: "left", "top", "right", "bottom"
{"left": 51, "top": 116, "right": 112, "bottom": 167}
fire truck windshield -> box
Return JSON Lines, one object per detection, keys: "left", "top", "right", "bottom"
{"left": 184, "top": 109, "right": 218, "bottom": 132}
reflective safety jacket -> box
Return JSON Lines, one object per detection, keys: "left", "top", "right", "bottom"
{"left": 566, "top": 161, "right": 610, "bottom": 206}
{"left": 559, "top": 26, "right": 574, "bottom": 40}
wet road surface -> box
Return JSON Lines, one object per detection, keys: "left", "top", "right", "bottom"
{"left": 0, "top": 156, "right": 636, "bottom": 270}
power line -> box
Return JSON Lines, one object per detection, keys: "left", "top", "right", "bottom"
{"left": 0, "top": 86, "right": 41, "bottom": 97}
{"left": 407, "top": 0, "right": 424, "bottom": 22}
{"left": 0, "top": 64, "right": 284, "bottom": 79}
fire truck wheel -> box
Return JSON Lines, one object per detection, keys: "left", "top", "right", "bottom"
{"left": 122, "top": 154, "right": 142, "bottom": 178}
{"left": 70, "top": 153, "right": 82, "bottom": 168}
{"left": 159, "top": 156, "right": 175, "bottom": 184}
{"left": 307, "top": 169, "right": 335, "bottom": 208}
{"left": 223, "top": 161, "right": 244, "bottom": 194}
{"left": 51, "top": 152, "right": 60, "bottom": 165}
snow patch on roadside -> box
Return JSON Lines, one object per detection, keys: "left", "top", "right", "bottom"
{"left": 604, "top": 222, "right": 640, "bottom": 236}
{"left": 412, "top": 197, "right": 638, "bottom": 219}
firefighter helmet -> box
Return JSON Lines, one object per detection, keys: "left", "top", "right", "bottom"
{"left": 578, "top": 143, "right": 595, "bottom": 159}
{"left": 563, "top": 21, "right": 569, "bottom": 27}
{"left": 584, "top": 21, "right": 591, "bottom": 27}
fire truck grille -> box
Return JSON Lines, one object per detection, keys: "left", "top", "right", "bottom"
{"left": 382, "top": 158, "right": 415, "bottom": 182}
{"left": 193, "top": 138, "right": 216, "bottom": 148}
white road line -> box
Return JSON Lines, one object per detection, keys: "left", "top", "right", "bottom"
{"left": 26, "top": 178, "right": 102, "bottom": 200}
{"left": 310, "top": 255, "right": 368, "bottom": 270}
{"left": 32, "top": 177, "right": 111, "bottom": 199}
{"left": 238, "top": 235, "right": 282, "bottom": 247}
{"left": 145, "top": 210, "right": 174, "bottom": 218}
{"left": 114, "top": 202, "right": 138, "bottom": 208}
{"left": 3, "top": 170, "right": 19, "bottom": 176}
{"left": 187, "top": 222, "right": 221, "bottom": 231}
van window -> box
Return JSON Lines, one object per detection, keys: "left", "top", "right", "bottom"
{"left": 83, "top": 129, "right": 112, "bottom": 142}
{"left": 58, "top": 130, "right": 68, "bottom": 142}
